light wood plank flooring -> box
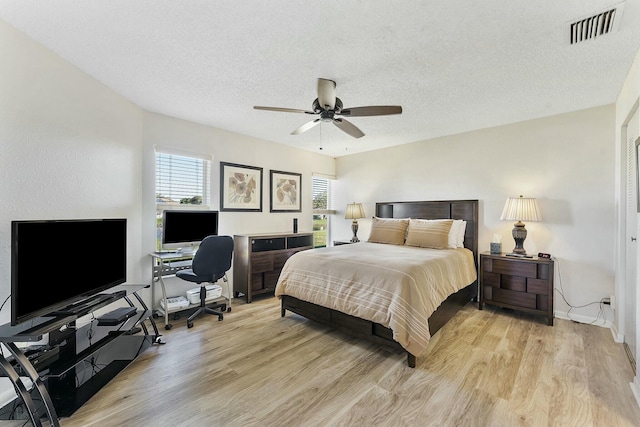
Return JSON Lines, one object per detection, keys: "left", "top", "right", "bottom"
{"left": 58, "top": 297, "right": 640, "bottom": 427}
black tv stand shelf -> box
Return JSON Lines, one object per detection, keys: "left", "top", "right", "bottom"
{"left": 0, "top": 284, "right": 162, "bottom": 426}
{"left": 51, "top": 291, "right": 126, "bottom": 317}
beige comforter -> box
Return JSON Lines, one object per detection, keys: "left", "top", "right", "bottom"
{"left": 275, "top": 242, "right": 477, "bottom": 357}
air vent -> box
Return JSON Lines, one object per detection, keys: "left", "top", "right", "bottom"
{"left": 570, "top": 6, "right": 621, "bottom": 44}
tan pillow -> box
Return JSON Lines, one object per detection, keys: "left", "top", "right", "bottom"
{"left": 405, "top": 219, "right": 454, "bottom": 249}
{"left": 367, "top": 217, "right": 409, "bottom": 245}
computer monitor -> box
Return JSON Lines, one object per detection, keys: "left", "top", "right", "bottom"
{"left": 161, "top": 210, "right": 219, "bottom": 252}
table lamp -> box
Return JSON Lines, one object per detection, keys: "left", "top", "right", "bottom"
{"left": 345, "top": 202, "right": 366, "bottom": 242}
{"left": 500, "top": 195, "right": 541, "bottom": 255}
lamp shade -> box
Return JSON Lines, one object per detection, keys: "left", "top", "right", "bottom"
{"left": 500, "top": 195, "right": 541, "bottom": 222}
{"left": 345, "top": 203, "right": 365, "bottom": 220}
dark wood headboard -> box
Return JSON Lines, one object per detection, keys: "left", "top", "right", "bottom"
{"left": 375, "top": 200, "right": 479, "bottom": 266}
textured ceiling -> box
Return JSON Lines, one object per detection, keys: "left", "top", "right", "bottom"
{"left": 1, "top": 1, "right": 639, "bottom": 157}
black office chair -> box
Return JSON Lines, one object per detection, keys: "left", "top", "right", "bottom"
{"left": 176, "top": 235, "right": 234, "bottom": 328}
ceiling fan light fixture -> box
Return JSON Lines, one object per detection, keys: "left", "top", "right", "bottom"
{"left": 253, "top": 79, "right": 402, "bottom": 138}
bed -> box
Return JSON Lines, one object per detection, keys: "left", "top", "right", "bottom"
{"left": 275, "top": 200, "right": 479, "bottom": 368}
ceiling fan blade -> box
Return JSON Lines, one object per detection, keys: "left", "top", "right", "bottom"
{"left": 254, "top": 106, "right": 315, "bottom": 114}
{"left": 339, "top": 106, "right": 403, "bottom": 117}
{"left": 291, "top": 118, "right": 321, "bottom": 135}
{"left": 333, "top": 118, "right": 364, "bottom": 138}
{"left": 317, "top": 78, "right": 336, "bottom": 110}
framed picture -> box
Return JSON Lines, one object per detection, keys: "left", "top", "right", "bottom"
{"left": 220, "top": 162, "right": 263, "bottom": 212}
{"left": 270, "top": 170, "right": 302, "bottom": 212}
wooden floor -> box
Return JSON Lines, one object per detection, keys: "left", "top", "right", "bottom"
{"left": 58, "top": 297, "right": 640, "bottom": 427}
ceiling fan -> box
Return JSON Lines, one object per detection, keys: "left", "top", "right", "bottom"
{"left": 254, "top": 78, "right": 402, "bottom": 139}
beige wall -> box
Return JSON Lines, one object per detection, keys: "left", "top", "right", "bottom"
{"left": 141, "top": 112, "right": 335, "bottom": 298}
{"left": 335, "top": 105, "right": 616, "bottom": 324}
{"left": 0, "top": 19, "right": 336, "bottom": 317}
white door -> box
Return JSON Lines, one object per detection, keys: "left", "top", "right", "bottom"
{"left": 625, "top": 113, "right": 639, "bottom": 363}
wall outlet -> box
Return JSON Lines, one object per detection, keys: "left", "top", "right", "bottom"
{"left": 610, "top": 294, "right": 616, "bottom": 308}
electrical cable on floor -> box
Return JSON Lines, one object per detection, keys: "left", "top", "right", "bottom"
{"left": 554, "top": 257, "right": 608, "bottom": 325}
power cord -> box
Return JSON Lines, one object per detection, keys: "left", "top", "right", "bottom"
{"left": 86, "top": 313, "right": 96, "bottom": 345}
{"left": 0, "top": 294, "right": 9, "bottom": 358}
{"left": 0, "top": 294, "right": 11, "bottom": 312}
{"left": 554, "top": 257, "right": 608, "bottom": 325}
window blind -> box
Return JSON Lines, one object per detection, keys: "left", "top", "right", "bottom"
{"left": 312, "top": 176, "right": 335, "bottom": 214}
{"left": 156, "top": 152, "right": 210, "bottom": 206}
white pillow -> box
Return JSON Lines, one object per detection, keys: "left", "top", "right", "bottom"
{"left": 455, "top": 220, "right": 467, "bottom": 248}
{"left": 448, "top": 220, "right": 459, "bottom": 249}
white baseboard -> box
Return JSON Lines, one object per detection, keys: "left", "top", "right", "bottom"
{"left": 610, "top": 322, "right": 624, "bottom": 343}
{"left": 631, "top": 377, "right": 640, "bottom": 409}
{"left": 554, "top": 310, "right": 612, "bottom": 329}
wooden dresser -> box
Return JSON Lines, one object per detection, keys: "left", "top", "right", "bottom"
{"left": 233, "top": 232, "right": 314, "bottom": 303}
{"left": 479, "top": 252, "right": 554, "bottom": 325}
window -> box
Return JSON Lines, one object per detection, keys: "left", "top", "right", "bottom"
{"left": 312, "top": 176, "right": 335, "bottom": 248}
{"left": 156, "top": 150, "right": 211, "bottom": 207}
{"left": 155, "top": 149, "right": 212, "bottom": 250}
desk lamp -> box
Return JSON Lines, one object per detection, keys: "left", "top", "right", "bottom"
{"left": 500, "top": 195, "right": 541, "bottom": 255}
{"left": 345, "top": 202, "right": 366, "bottom": 242}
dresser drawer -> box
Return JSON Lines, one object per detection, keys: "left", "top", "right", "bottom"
{"left": 501, "top": 275, "right": 526, "bottom": 292}
{"left": 251, "top": 238, "right": 286, "bottom": 252}
{"left": 251, "top": 252, "right": 274, "bottom": 273}
{"left": 527, "top": 278, "right": 549, "bottom": 295}
{"left": 491, "top": 259, "right": 537, "bottom": 278}
{"left": 491, "top": 288, "right": 537, "bottom": 309}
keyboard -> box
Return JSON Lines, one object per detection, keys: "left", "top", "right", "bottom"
{"left": 168, "top": 260, "right": 191, "bottom": 268}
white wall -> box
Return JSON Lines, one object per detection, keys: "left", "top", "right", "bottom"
{"left": 615, "top": 44, "right": 640, "bottom": 406}
{"left": 335, "top": 105, "right": 616, "bottom": 324}
{"left": 141, "top": 112, "right": 335, "bottom": 300}
{"left": 0, "top": 19, "right": 144, "bottom": 325}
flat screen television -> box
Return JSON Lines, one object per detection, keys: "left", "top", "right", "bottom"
{"left": 11, "top": 218, "right": 127, "bottom": 326}
{"left": 161, "top": 210, "right": 219, "bottom": 251}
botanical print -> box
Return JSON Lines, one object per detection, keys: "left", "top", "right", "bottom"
{"left": 270, "top": 170, "right": 301, "bottom": 212}
{"left": 220, "top": 162, "right": 262, "bottom": 211}
{"left": 275, "top": 178, "right": 297, "bottom": 205}
{"left": 229, "top": 172, "right": 257, "bottom": 204}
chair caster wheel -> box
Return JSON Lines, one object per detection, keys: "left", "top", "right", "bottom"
{"left": 165, "top": 324, "right": 172, "bottom": 330}
{"left": 187, "top": 322, "right": 194, "bottom": 328}
{"left": 218, "top": 315, "right": 223, "bottom": 321}
{"left": 227, "top": 307, "right": 232, "bottom": 313}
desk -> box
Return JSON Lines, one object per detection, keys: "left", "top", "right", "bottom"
{"left": 150, "top": 252, "right": 194, "bottom": 330}
{"left": 150, "top": 252, "right": 231, "bottom": 329}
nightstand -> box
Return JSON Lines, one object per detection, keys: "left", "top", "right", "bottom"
{"left": 479, "top": 252, "right": 554, "bottom": 325}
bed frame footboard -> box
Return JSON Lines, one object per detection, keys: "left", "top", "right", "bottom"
{"left": 280, "top": 280, "right": 477, "bottom": 368}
